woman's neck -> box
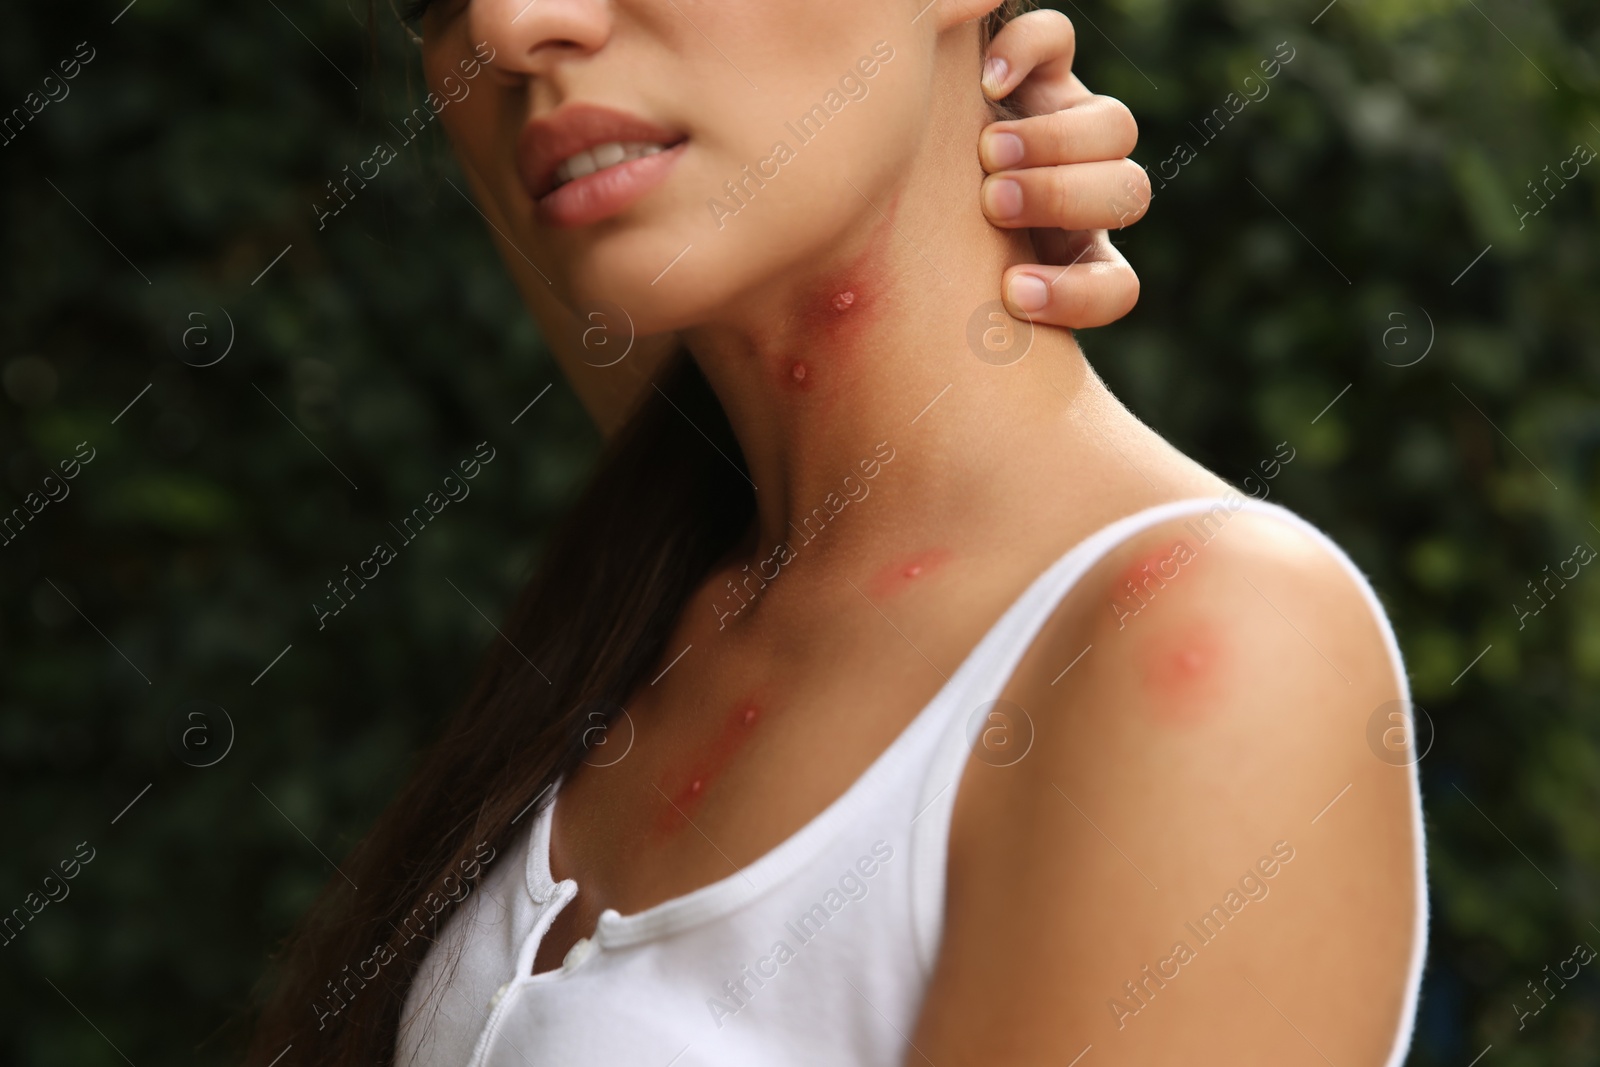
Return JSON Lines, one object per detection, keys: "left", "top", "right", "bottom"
{"left": 679, "top": 74, "right": 1097, "bottom": 563}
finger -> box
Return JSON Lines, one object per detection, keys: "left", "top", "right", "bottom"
{"left": 981, "top": 159, "right": 1152, "bottom": 231}
{"left": 979, "top": 95, "right": 1139, "bottom": 172}
{"left": 1002, "top": 238, "right": 1140, "bottom": 329}
{"left": 982, "top": 9, "right": 1089, "bottom": 112}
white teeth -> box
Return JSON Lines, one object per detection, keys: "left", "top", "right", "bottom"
{"left": 565, "top": 151, "right": 599, "bottom": 181}
{"left": 552, "top": 141, "right": 671, "bottom": 189}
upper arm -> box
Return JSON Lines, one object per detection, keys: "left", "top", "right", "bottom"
{"left": 915, "top": 512, "right": 1420, "bottom": 1066}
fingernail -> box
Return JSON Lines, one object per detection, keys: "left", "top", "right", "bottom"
{"left": 981, "top": 56, "right": 1008, "bottom": 97}
{"left": 981, "top": 130, "right": 1024, "bottom": 171}
{"left": 1007, "top": 273, "right": 1050, "bottom": 313}
{"left": 983, "top": 177, "right": 1023, "bottom": 220}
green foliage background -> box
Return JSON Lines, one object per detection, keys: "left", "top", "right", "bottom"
{"left": 1, "top": 0, "right": 1596, "bottom": 1062}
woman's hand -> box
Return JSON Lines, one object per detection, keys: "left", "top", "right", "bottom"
{"left": 979, "top": 9, "right": 1149, "bottom": 327}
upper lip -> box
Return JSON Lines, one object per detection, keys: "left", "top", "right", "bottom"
{"left": 518, "top": 103, "right": 686, "bottom": 200}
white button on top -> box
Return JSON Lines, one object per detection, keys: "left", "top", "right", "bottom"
{"left": 487, "top": 982, "right": 511, "bottom": 1011}
{"left": 562, "top": 936, "right": 598, "bottom": 972}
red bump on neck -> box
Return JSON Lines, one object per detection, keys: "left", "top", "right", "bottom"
{"left": 866, "top": 547, "right": 954, "bottom": 600}
{"left": 653, "top": 696, "right": 765, "bottom": 835}
{"left": 776, "top": 220, "right": 896, "bottom": 398}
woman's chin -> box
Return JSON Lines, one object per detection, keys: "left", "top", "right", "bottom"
{"left": 556, "top": 240, "right": 734, "bottom": 339}
{"left": 556, "top": 275, "right": 698, "bottom": 342}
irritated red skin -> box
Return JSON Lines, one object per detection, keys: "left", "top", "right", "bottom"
{"left": 654, "top": 697, "right": 763, "bottom": 834}
{"left": 779, "top": 278, "right": 872, "bottom": 395}
{"left": 776, "top": 200, "right": 900, "bottom": 395}
{"left": 1137, "top": 622, "right": 1228, "bottom": 725}
{"left": 866, "top": 547, "right": 954, "bottom": 600}
{"left": 1113, "top": 542, "right": 1192, "bottom": 600}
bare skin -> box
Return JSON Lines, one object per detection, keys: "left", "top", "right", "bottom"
{"left": 455, "top": 10, "right": 1148, "bottom": 435}
{"left": 927, "top": 515, "right": 1415, "bottom": 1065}
{"left": 421, "top": 0, "right": 1417, "bottom": 1061}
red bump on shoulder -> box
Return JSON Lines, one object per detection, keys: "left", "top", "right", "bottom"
{"left": 1137, "top": 621, "right": 1228, "bottom": 725}
{"left": 1107, "top": 539, "right": 1202, "bottom": 628}
{"left": 1114, "top": 540, "right": 1197, "bottom": 594}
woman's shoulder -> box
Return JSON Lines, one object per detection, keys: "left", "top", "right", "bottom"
{"left": 928, "top": 494, "right": 1423, "bottom": 1060}
{"left": 1020, "top": 491, "right": 1406, "bottom": 741}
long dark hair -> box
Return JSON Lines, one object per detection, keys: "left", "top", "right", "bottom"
{"left": 246, "top": 5, "right": 1030, "bottom": 1064}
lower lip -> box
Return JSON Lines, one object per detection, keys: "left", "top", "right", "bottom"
{"left": 536, "top": 142, "right": 687, "bottom": 229}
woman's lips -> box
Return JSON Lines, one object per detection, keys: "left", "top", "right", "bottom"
{"left": 517, "top": 103, "right": 689, "bottom": 229}
{"left": 536, "top": 140, "right": 687, "bottom": 229}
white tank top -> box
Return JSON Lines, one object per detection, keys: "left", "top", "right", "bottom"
{"left": 396, "top": 498, "right": 1429, "bottom": 1067}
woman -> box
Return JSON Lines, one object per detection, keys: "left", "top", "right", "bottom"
{"left": 251, "top": 2, "right": 1427, "bottom": 1064}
